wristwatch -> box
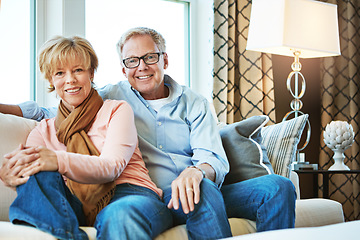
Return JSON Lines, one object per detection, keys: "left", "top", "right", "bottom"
{"left": 188, "top": 165, "right": 206, "bottom": 179}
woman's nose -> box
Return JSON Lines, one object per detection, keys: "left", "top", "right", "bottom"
{"left": 65, "top": 72, "right": 76, "bottom": 83}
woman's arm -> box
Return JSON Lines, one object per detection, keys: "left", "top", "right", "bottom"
{"left": 56, "top": 101, "right": 138, "bottom": 184}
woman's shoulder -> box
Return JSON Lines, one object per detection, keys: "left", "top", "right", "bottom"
{"left": 36, "top": 117, "right": 55, "bottom": 130}
{"left": 103, "top": 99, "right": 132, "bottom": 110}
{"left": 99, "top": 100, "right": 134, "bottom": 117}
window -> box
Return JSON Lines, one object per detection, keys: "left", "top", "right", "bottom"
{"left": 9, "top": 0, "right": 214, "bottom": 107}
{"left": 85, "top": 0, "right": 189, "bottom": 87}
{"left": 0, "top": 0, "right": 33, "bottom": 104}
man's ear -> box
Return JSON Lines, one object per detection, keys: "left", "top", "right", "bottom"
{"left": 122, "top": 66, "right": 127, "bottom": 76}
{"left": 163, "top": 53, "right": 169, "bottom": 69}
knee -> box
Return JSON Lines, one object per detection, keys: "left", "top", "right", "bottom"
{"left": 267, "top": 174, "right": 296, "bottom": 201}
{"left": 194, "top": 179, "right": 227, "bottom": 213}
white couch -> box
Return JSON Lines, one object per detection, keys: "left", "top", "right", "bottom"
{"left": 0, "top": 113, "right": 345, "bottom": 239}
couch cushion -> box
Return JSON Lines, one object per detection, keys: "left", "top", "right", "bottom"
{"left": 220, "top": 115, "right": 274, "bottom": 185}
{"left": 0, "top": 222, "right": 97, "bottom": 240}
{"left": 262, "top": 114, "right": 308, "bottom": 178}
{"left": 0, "top": 113, "right": 38, "bottom": 221}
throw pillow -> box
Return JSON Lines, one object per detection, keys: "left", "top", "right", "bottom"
{"left": 261, "top": 114, "right": 308, "bottom": 178}
{"left": 220, "top": 115, "right": 274, "bottom": 185}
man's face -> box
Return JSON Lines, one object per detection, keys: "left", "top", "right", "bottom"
{"left": 121, "top": 35, "right": 168, "bottom": 100}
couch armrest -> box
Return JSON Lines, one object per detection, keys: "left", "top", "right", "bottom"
{"left": 290, "top": 171, "right": 300, "bottom": 200}
{"left": 295, "top": 198, "right": 344, "bottom": 227}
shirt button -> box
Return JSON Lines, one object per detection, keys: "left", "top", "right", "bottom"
{"left": 159, "top": 145, "right": 163, "bottom": 149}
{"left": 158, "top": 122, "right": 162, "bottom": 126}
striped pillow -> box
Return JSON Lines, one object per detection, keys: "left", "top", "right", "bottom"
{"left": 261, "top": 114, "right": 308, "bottom": 178}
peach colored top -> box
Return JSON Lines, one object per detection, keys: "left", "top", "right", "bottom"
{"left": 26, "top": 100, "right": 162, "bottom": 197}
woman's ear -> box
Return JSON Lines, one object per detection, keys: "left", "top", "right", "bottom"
{"left": 90, "top": 70, "right": 95, "bottom": 81}
{"left": 48, "top": 79, "right": 55, "bottom": 91}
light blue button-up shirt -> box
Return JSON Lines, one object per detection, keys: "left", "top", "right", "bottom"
{"left": 20, "top": 75, "right": 229, "bottom": 190}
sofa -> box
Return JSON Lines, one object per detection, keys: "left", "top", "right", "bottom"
{"left": 0, "top": 112, "right": 345, "bottom": 239}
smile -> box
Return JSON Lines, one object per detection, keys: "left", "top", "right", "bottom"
{"left": 137, "top": 75, "right": 153, "bottom": 80}
{"left": 65, "top": 87, "right": 81, "bottom": 93}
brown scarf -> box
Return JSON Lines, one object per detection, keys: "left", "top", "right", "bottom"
{"left": 55, "top": 88, "right": 116, "bottom": 226}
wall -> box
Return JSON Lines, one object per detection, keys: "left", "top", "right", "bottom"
{"left": 272, "top": 55, "right": 321, "bottom": 198}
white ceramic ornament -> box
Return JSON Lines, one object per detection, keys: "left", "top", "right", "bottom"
{"left": 323, "top": 121, "right": 354, "bottom": 170}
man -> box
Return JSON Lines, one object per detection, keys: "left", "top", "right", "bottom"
{"left": 0, "top": 27, "right": 296, "bottom": 239}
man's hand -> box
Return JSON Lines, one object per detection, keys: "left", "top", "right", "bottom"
{"left": 167, "top": 166, "right": 203, "bottom": 214}
{"left": 167, "top": 163, "right": 216, "bottom": 214}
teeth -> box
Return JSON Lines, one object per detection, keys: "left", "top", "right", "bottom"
{"left": 66, "top": 88, "right": 80, "bottom": 93}
{"left": 138, "top": 75, "right": 151, "bottom": 79}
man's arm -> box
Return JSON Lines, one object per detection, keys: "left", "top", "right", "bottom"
{"left": 0, "top": 103, "right": 23, "bottom": 117}
{"left": 167, "top": 97, "right": 229, "bottom": 214}
{"left": 0, "top": 102, "right": 54, "bottom": 121}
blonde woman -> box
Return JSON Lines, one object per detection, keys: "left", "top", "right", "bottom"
{"left": 0, "top": 36, "right": 172, "bottom": 240}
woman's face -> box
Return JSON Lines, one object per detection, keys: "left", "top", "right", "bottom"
{"left": 51, "top": 57, "right": 93, "bottom": 112}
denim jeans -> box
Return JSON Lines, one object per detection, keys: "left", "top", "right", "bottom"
{"left": 9, "top": 171, "right": 173, "bottom": 240}
{"left": 221, "top": 174, "right": 296, "bottom": 232}
{"left": 95, "top": 183, "right": 173, "bottom": 240}
{"left": 163, "top": 178, "right": 232, "bottom": 240}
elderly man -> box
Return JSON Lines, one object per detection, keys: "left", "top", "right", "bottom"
{"left": 0, "top": 27, "right": 296, "bottom": 239}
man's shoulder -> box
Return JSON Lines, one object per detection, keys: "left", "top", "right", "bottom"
{"left": 97, "top": 81, "right": 131, "bottom": 100}
{"left": 180, "top": 86, "right": 208, "bottom": 104}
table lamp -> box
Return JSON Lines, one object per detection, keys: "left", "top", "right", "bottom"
{"left": 246, "top": 0, "right": 341, "bottom": 161}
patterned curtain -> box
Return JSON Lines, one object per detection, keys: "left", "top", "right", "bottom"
{"left": 213, "top": 0, "right": 276, "bottom": 124}
{"left": 319, "top": 0, "right": 360, "bottom": 221}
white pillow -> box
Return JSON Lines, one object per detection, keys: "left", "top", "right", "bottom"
{"left": 261, "top": 114, "right": 308, "bottom": 178}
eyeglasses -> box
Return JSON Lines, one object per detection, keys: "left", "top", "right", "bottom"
{"left": 122, "top": 52, "right": 165, "bottom": 69}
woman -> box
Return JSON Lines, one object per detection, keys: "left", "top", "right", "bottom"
{"left": 0, "top": 36, "right": 172, "bottom": 240}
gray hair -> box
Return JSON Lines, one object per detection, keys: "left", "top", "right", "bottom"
{"left": 116, "top": 27, "right": 166, "bottom": 62}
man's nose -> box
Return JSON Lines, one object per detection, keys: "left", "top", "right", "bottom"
{"left": 137, "top": 58, "right": 148, "bottom": 70}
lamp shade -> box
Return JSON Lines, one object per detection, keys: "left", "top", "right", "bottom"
{"left": 246, "top": 0, "right": 341, "bottom": 58}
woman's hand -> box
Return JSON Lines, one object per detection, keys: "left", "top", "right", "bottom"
{"left": 18, "top": 146, "right": 58, "bottom": 178}
{"left": 0, "top": 144, "right": 40, "bottom": 188}
{"left": 0, "top": 144, "right": 58, "bottom": 189}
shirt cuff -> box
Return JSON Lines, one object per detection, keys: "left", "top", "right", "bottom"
{"left": 19, "top": 101, "right": 56, "bottom": 121}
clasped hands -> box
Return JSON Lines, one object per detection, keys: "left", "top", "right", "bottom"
{"left": 167, "top": 165, "right": 207, "bottom": 214}
{"left": 0, "top": 144, "right": 58, "bottom": 189}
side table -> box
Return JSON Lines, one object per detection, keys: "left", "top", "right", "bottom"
{"left": 293, "top": 170, "right": 360, "bottom": 199}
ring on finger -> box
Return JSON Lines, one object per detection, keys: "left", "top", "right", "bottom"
{"left": 186, "top": 187, "right": 193, "bottom": 192}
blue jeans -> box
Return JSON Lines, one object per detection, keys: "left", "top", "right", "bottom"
{"left": 9, "top": 171, "right": 173, "bottom": 240}
{"left": 221, "top": 174, "right": 296, "bottom": 232}
{"left": 163, "top": 178, "right": 232, "bottom": 240}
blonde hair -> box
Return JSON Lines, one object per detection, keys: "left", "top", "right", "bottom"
{"left": 38, "top": 36, "right": 98, "bottom": 92}
{"left": 116, "top": 27, "right": 166, "bottom": 63}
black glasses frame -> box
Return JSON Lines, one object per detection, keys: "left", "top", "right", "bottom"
{"left": 122, "top": 52, "right": 165, "bottom": 69}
